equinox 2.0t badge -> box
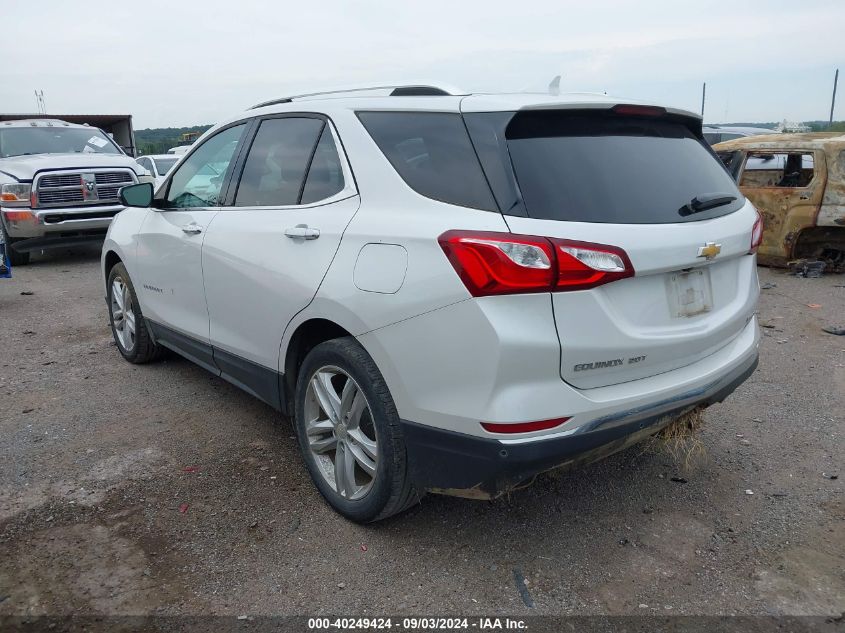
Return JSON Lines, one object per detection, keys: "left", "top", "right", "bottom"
{"left": 697, "top": 242, "right": 721, "bottom": 260}
{"left": 574, "top": 355, "right": 647, "bottom": 371}
{"left": 81, "top": 173, "right": 98, "bottom": 201}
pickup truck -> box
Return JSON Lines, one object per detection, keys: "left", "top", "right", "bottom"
{"left": 0, "top": 119, "right": 152, "bottom": 265}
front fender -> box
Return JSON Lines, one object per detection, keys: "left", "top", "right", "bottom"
{"left": 100, "top": 207, "right": 150, "bottom": 295}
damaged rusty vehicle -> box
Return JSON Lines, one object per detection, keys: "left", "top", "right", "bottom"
{"left": 715, "top": 133, "right": 845, "bottom": 269}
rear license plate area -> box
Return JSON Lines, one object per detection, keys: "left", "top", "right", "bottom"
{"left": 667, "top": 268, "right": 713, "bottom": 318}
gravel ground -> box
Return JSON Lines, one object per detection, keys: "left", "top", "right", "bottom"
{"left": 0, "top": 246, "right": 843, "bottom": 618}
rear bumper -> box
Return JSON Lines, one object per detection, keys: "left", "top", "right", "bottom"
{"left": 400, "top": 352, "right": 758, "bottom": 499}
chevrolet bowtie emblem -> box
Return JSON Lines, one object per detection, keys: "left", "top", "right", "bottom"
{"left": 697, "top": 242, "right": 722, "bottom": 260}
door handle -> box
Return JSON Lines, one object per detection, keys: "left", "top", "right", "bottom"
{"left": 182, "top": 223, "right": 203, "bottom": 234}
{"left": 284, "top": 225, "right": 320, "bottom": 240}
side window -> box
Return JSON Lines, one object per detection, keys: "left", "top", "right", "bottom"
{"left": 136, "top": 157, "right": 152, "bottom": 173}
{"left": 717, "top": 150, "right": 744, "bottom": 181}
{"left": 234, "top": 118, "right": 324, "bottom": 207}
{"left": 740, "top": 152, "right": 815, "bottom": 188}
{"left": 165, "top": 124, "right": 246, "bottom": 208}
{"left": 301, "top": 126, "right": 345, "bottom": 204}
{"left": 357, "top": 111, "right": 497, "bottom": 211}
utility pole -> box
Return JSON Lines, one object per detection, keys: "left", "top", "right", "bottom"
{"left": 701, "top": 82, "right": 706, "bottom": 118}
{"left": 830, "top": 69, "right": 839, "bottom": 128}
{"left": 34, "top": 90, "right": 46, "bottom": 114}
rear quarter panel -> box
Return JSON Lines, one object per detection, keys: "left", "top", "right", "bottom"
{"left": 818, "top": 147, "right": 845, "bottom": 227}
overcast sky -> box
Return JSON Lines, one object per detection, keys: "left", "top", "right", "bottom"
{"left": 1, "top": 0, "right": 843, "bottom": 129}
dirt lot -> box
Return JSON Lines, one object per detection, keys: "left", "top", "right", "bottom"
{"left": 0, "top": 246, "right": 843, "bottom": 619}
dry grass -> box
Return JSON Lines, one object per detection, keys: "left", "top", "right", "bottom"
{"left": 643, "top": 406, "right": 707, "bottom": 469}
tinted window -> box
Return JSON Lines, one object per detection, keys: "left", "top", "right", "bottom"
{"left": 235, "top": 118, "right": 324, "bottom": 207}
{"left": 463, "top": 112, "right": 525, "bottom": 215}
{"left": 165, "top": 124, "right": 245, "bottom": 208}
{"left": 357, "top": 112, "right": 497, "bottom": 211}
{"left": 301, "top": 126, "right": 345, "bottom": 204}
{"left": 500, "top": 111, "right": 743, "bottom": 223}
{"left": 136, "top": 157, "right": 152, "bottom": 173}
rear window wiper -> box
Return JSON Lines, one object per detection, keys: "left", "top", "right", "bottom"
{"left": 679, "top": 192, "right": 737, "bottom": 216}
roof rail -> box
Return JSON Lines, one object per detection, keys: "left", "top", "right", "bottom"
{"left": 250, "top": 84, "right": 456, "bottom": 109}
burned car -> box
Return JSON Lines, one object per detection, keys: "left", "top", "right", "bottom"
{"left": 715, "top": 133, "right": 845, "bottom": 269}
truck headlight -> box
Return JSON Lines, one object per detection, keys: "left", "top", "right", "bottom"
{"left": 137, "top": 175, "right": 155, "bottom": 185}
{"left": 0, "top": 183, "right": 32, "bottom": 207}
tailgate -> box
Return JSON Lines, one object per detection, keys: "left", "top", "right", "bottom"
{"left": 463, "top": 105, "right": 760, "bottom": 389}
{"left": 506, "top": 212, "right": 759, "bottom": 389}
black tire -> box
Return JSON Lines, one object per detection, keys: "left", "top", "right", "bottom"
{"left": 1, "top": 222, "right": 30, "bottom": 266}
{"left": 294, "top": 337, "right": 420, "bottom": 522}
{"left": 107, "top": 262, "right": 163, "bottom": 364}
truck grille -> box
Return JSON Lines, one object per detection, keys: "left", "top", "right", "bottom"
{"left": 34, "top": 170, "right": 136, "bottom": 208}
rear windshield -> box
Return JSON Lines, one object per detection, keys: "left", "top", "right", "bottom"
{"left": 469, "top": 111, "right": 743, "bottom": 224}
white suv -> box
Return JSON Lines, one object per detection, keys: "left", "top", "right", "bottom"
{"left": 102, "top": 85, "right": 761, "bottom": 522}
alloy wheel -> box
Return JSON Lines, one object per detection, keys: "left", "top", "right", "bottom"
{"left": 303, "top": 366, "right": 378, "bottom": 500}
{"left": 110, "top": 276, "right": 136, "bottom": 352}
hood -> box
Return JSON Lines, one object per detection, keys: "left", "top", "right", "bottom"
{"left": 0, "top": 153, "right": 143, "bottom": 182}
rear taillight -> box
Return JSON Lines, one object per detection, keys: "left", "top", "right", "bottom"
{"left": 750, "top": 209, "right": 763, "bottom": 253}
{"left": 438, "top": 230, "right": 634, "bottom": 296}
{"left": 481, "top": 417, "right": 571, "bottom": 434}
{"left": 552, "top": 239, "right": 634, "bottom": 291}
{"left": 438, "top": 230, "right": 555, "bottom": 296}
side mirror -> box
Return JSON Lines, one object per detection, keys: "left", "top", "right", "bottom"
{"left": 119, "top": 182, "right": 154, "bottom": 208}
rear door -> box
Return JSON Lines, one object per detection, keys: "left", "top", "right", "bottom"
{"left": 464, "top": 106, "right": 759, "bottom": 389}
{"left": 735, "top": 150, "right": 826, "bottom": 263}
{"left": 201, "top": 115, "right": 358, "bottom": 399}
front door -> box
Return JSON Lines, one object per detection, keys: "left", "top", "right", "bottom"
{"left": 135, "top": 122, "right": 247, "bottom": 367}
{"left": 202, "top": 116, "right": 359, "bottom": 400}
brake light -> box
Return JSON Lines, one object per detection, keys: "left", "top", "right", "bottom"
{"left": 611, "top": 104, "right": 666, "bottom": 117}
{"left": 438, "top": 230, "right": 555, "bottom": 296}
{"left": 750, "top": 209, "right": 763, "bottom": 253}
{"left": 438, "top": 230, "right": 634, "bottom": 296}
{"left": 481, "top": 417, "right": 571, "bottom": 434}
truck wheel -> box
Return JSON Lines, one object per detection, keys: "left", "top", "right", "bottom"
{"left": 107, "top": 263, "right": 162, "bottom": 363}
{"left": 1, "top": 224, "right": 30, "bottom": 265}
{"left": 294, "top": 337, "right": 420, "bottom": 522}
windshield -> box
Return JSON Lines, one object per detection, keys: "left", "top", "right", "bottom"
{"left": 0, "top": 127, "right": 122, "bottom": 158}
{"left": 152, "top": 157, "right": 178, "bottom": 174}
